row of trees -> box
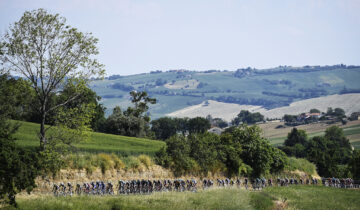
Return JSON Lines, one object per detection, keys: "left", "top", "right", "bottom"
{"left": 151, "top": 117, "right": 211, "bottom": 140}
{"left": 155, "top": 125, "right": 288, "bottom": 177}
{"left": 281, "top": 127, "right": 359, "bottom": 178}
{"left": 232, "top": 110, "right": 264, "bottom": 125}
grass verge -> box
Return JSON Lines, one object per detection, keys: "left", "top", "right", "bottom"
{"left": 6, "top": 186, "right": 360, "bottom": 210}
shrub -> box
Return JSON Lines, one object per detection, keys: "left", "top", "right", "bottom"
{"left": 97, "top": 153, "right": 113, "bottom": 174}
{"left": 138, "top": 155, "right": 153, "bottom": 169}
{"left": 239, "top": 163, "right": 253, "bottom": 177}
{"left": 85, "top": 165, "right": 95, "bottom": 175}
{"left": 111, "top": 154, "right": 125, "bottom": 170}
{"left": 126, "top": 156, "right": 141, "bottom": 170}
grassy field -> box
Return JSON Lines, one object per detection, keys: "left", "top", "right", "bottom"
{"left": 261, "top": 120, "right": 360, "bottom": 149}
{"left": 259, "top": 186, "right": 360, "bottom": 210}
{"left": 5, "top": 186, "right": 360, "bottom": 210}
{"left": 13, "top": 121, "right": 165, "bottom": 156}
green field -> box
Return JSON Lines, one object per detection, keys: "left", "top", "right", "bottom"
{"left": 13, "top": 121, "right": 165, "bottom": 156}
{"left": 269, "top": 124, "right": 360, "bottom": 149}
{"left": 6, "top": 186, "right": 360, "bottom": 210}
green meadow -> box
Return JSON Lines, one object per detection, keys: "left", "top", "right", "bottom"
{"left": 13, "top": 120, "right": 165, "bottom": 156}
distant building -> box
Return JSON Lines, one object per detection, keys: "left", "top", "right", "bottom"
{"left": 297, "top": 112, "right": 321, "bottom": 121}
{"left": 350, "top": 112, "right": 360, "bottom": 121}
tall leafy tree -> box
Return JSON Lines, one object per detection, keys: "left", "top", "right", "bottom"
{"left": 0, "top": 9, "right": 104, "bottom": 150}
{"left": 349, "top": 150, "right": 360, "bottom": 179}
{"left": 231, "top": 125, "right": 287, "bottom": 177}
{"left": 0, "top": 119, "right": 39, "bottom": 207}
{"left": 151, "top": 117, "right": 178, "bottom": 140}
{"left": 306, "top": 126, "right": 352, "bottom": 177}
{"left": 0, "top": 74, "right": 34, "bottom": 121}
{"left": 0, "top": 75, "right": 39, "bottom": 207}
{"left": 189, "top": 132, "right": 220, "bottom": 176}
{"left": 187, "top": 117, "right": 211, "bottom": 134}
{"left": 104, "top": 91, "right": 156, "bottom": 137}
{"left": 232, "top": 110, "right": 264, "bottom": 125}
{"left": 284, "top": 128, "right": 308, "bottom": 147}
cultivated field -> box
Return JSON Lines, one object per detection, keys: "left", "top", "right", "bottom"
{"left": 262, "top": 93, "right": 360, "bottom": 119}
{"left": 167, "top": 94, "right": 360, "bottom": 121}
{"left": 164, "top": 79, "right": 200, "bottom": 89}
{"left": 13, "top": 121, "right": 165, "bottom": 156}
{"left": 6, "top": 186, "right": 360, "bottom": 210}
{"left": 259, "top": 120, "right": 360, "bottom": 148}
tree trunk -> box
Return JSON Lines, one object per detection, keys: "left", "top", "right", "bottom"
{"left": 40, "top": 103, "right": 47, "bottom": 150}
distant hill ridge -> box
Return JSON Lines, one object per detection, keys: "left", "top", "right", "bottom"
{"left": 102, "top": 64, "right": 360, "bottom": 79}
{"left": 90, "top": 65, "right": 360, "bottom": 119}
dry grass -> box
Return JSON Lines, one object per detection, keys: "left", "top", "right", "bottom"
{"left": 262, "top": 93, "right": 360, "bottom": 119}
{"left": 167, "top": 100, "right": 261, "bottom": 122}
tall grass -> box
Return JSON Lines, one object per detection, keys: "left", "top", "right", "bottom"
{"left": 63, "top": 153, "right": 152, "bottom": 174}
{"left": 286, "top": 157, "right": 317, "bottom": 176}
{"left": 10, "top": 188, "right": 253, "bottom": 210}
{"left": 263, "top": 185, "right": 360, "bottom": 210}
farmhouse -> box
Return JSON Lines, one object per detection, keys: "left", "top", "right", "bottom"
{"left": 297, "top": 112, "right": 321, "bottom": 121}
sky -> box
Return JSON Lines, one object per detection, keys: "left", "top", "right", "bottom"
{"left": 1, "top": 0, "right": 360, "bottom": 76}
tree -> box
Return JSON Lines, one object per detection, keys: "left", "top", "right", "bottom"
{"left": 164, "top": 135, "right": 195, "bottom": 176}
{"left": 189, "top": 133, "right": 220, "bottom": 176}
{"left": 232, "top": 110, "right": 264, "bottom": 125}
{"left": 283, "top": 114, "right": 297, "bottom": 123}
{"left": 306, "top": 136, "right": 334, "bottom": 177}
{"left": 230, "top": 125, "right": 287, "bottom": 177}
{"left": 349, "top": 150, "right": 360, "bottom": 179}
{"left": 0, "top": 9, "right": 104, "bottom": 150}
{"left": 0, "top": 122, "right": 39, "bottom": 206}
{"left": 0, "top": 74, "right": 34, "bottom": 121}
{"left": 310, "top": 108, "right": 320, "bottom": 113}
{"left": 306, "top": 126, "right": 352, "bottom": 177}
{"left": 126, "top": 91, "right": 156, "bottom": 118}
{"left": 284, "top": 128, "right": 308, "bottom": 147}
{"left": 187, "top": 117, "right": 211, "bottom": 134}
{"left": 57, "top": 84, "right": 106, "bottom": 132}
{"left": 217, "top": 133, "right": 243, "bottom": 177}
{"left": 0, "top": 85, "right": 39, "bottom": 207}
{"left": 326, "top": 107, "right": 334, "bottom": 115}
{"left": 104, "top": 91, "right": 156, "bottom": 137}
{"left": 334, "top": 108, "right": 346, "bottom": 118}
{"left": 151, "top": 117, "right": 178, "bottom": 140}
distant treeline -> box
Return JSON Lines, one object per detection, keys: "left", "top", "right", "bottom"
{"left": 234, "top": 64, "right": 359, "bottom": 78}
{"left": 104, "top": 65, "right": 360, "bottom": 80}
{"left": 340, "top": 87, "right": 360, "bottom": 94}
{"left": 213, "top": 95, "right": 291, "bottom": 109}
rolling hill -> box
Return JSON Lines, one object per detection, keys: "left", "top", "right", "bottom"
{"left": 90, "top": 65, "right": 360, "bottom": 119}
{"left": 167, "top": 94, "right": 360, "bottom": 121}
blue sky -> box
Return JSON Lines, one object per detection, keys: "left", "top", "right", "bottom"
{"left": 1, "top": 0, "right": 359, "bottom": 75}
